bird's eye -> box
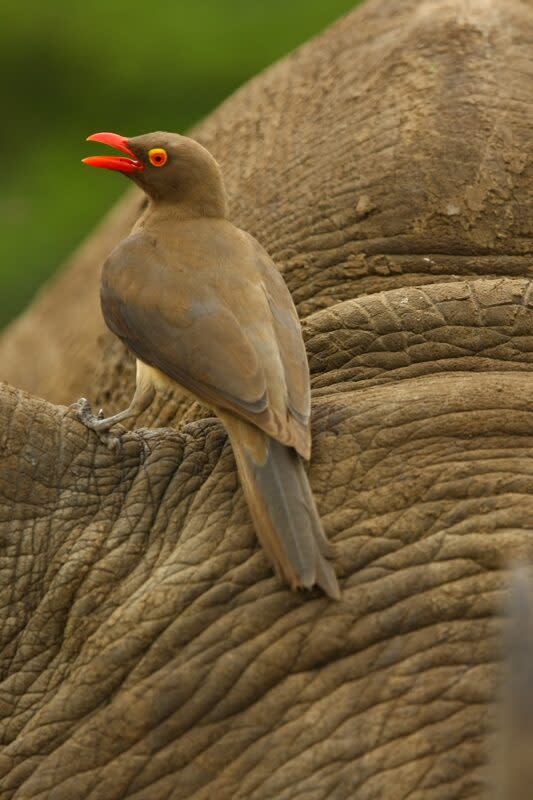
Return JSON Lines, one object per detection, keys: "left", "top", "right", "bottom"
{"left": 148, "top": 148, "right": 168, "bottom": 167}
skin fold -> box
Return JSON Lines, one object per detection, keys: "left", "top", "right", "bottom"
{"left": 0, "top": 0, "right": 532, "bottom": 797}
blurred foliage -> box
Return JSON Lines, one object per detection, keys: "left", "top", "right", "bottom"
{"left": 0, "top": 0, "right": 359, "bottom": 329}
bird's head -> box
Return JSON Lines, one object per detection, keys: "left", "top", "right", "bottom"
{"left": 83, "top": 131, "right": 227, "bottom": 217}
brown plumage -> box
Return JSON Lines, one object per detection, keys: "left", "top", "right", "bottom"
{"left": 78, "top": 131, "right": 340, "bottom": 599}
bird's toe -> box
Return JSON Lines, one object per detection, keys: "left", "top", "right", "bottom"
{"left": 72, "top": 397, "right": 93, "bottom": 423}
{"left": 72, "top": 398, "right": 110, "bottom": 433}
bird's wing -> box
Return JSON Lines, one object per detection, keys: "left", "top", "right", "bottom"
{"left": 101, "top": 231, "right": 311, "bottom": 457}
{"left": 249, "top": 235, "right": 311, "bottom": 428}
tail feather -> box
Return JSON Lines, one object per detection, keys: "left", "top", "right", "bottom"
{"left": 223, "top": 415, "right": 340, "bottom": 599}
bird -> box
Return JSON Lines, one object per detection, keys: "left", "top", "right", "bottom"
{"left": 76, "top": 130, "right": 340, "bottom": 599}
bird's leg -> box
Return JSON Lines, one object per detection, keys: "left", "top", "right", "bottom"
{"left": 72, "top": 373, "right": 156, "bottom": 449}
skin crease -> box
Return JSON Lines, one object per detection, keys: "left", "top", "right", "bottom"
{"left": 0, "top": 1, "right": 531, "bottom": 797}
{"left": 76, "top": 131, "right": 340, "bottom": 599}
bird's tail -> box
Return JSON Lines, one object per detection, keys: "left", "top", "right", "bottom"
{"left": 221, "top": 414, "right": 340, "bottom": 599}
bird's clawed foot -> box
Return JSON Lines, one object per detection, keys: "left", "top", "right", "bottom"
{"left": 73, "top": 397, "right": 112, "bottom": 431}
{"left": 71, "top": 398, "right": 122, "bottom": 452}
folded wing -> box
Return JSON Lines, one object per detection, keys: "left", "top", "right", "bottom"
{"left": 101, "top": 229, "right": 311, "bottom": 457}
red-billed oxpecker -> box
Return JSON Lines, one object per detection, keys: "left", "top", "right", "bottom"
{"left": 77, "top": 131, "right": 340, "bottom": 599}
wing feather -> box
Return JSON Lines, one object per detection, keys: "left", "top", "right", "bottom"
{"left": 101, "top": 227, "right": 311, "bottom": 457}
{"left": 255, "top": 244, "right": 311, "bottom": 426}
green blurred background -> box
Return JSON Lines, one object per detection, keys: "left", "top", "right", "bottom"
{"left": 0, "top": 0, "right": 359, "bottom": 330}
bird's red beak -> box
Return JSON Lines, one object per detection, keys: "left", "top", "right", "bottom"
{"left": 82, "top": 132, "right": 144, "bottom": 174}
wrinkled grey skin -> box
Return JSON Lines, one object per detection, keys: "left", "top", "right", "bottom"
{"left": 1, "top": 0, "right": 533, "bottom": 798}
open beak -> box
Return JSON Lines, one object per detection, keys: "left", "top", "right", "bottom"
{"left": 82, "top": 132, "right": 144, "bottom": 174}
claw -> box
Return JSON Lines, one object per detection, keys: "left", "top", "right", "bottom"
{"left": 72, "top": 397, "right": 93, "bottom": 424}
{"left": 71, "top": 397, "right": 121, "bottom": 451}
{"left": 73, "top": 398, "right": 99, "bottom": 430}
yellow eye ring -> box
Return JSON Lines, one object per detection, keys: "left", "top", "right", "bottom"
{"left": 148, "top": 148, "right": 168, "bottom": 167}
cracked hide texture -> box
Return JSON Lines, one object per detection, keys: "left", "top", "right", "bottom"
{"left": 0, "top": 0, "right": 533, "bottom": 798}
